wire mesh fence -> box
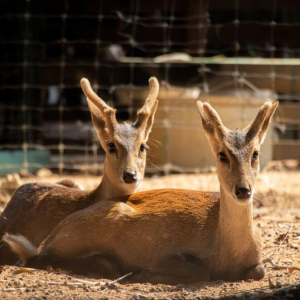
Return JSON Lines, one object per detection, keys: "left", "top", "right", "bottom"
{"left": 0, "top": 0, "right": 300, "bottom": 176}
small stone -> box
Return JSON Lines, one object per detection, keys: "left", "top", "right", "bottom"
{"left": 289, "top": 243, "right": 298, "bottom": 249}
{"left": 57, "top": 288, "right": 63, "bottom": 294}
{"left": 138, "top": 294, "right": 150, "bottom": 300}
{"left": 106, "top": 282, "right": 118, "bottom": 289}
{"left": 14, "top": 279, "right": 24, "bottom": 287}
{"left": 68, "top": 285, "right": 76, "bottom": 290}
{"left": 132, "top": 293, "right": 150, "bottom": 300}
{"left": 36, "top": 168, "right": 53, "bottom": 178}
{"left": 19, "top": 168, "right": 33, "bottom": 178}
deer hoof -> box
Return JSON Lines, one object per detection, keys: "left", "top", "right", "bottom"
{"left": 243, "top": 262, "right": 265, "bottom": 281}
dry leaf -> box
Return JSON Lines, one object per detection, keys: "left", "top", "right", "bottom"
{"left": 13, "top": 268, "right": 35, "bottom": 275}
{"left": 278, "top": 224, "right": 289, "bottom": 228}
{"left": 219, "top": 289, "right": 237, "bottom": 295}
{"left": 289, "top": 267, "right": 300, "bottom": 273}
{"left": 276, "top": 233, "right": 289, "bottom": 244}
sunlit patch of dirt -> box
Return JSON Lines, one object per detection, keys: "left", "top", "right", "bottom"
{"left": 0, "top": 170, "right": 300, "bottom": 299}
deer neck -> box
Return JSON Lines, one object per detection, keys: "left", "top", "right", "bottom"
{"left": 217, "top": 186, "right": 254, "bottom": 249}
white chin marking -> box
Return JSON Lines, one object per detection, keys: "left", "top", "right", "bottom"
{"left": 123, "top": 181, "right": 140, "bottom": 194}
{"left": 235, "top": 195, "right": 253, "bottom": 206}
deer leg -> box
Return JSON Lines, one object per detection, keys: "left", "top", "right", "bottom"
{"left": 129, "top": 253, "right": 209, "bottom": 285}
{"left": 242, "top": 262, "right": 265, "bottom": 281}
{"left": 26, "top": 253, "right": 121, "bottom": 279}
{"left": 0, "top": 243, "right": 20, "bottom": 266}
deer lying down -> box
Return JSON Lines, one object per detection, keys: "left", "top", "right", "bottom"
{"left": 0, "top": 77, "right": 159, "bottom": 265}
{"left": 4, "top": 101, "right": 278, "bottom": 285}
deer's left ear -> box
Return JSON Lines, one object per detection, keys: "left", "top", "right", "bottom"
{"left": 258, "top": 101, "right": 279, "bottom": 144}
{"left": 134, "top": 77, "right": 159, "bottom": 140}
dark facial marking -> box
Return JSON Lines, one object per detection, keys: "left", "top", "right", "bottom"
{"left": 226, "top": 130, "right": 246, "bottom": 150}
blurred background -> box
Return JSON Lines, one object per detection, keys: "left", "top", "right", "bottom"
{"left": 0, "top": 0, "right": 300, "bottom": 177}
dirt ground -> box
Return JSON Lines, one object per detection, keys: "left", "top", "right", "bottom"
{"left": 0, "top": 169, "right": 300, "bottom": 299}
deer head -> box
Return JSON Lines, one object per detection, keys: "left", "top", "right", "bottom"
{"left": 197, "top": 101, "right": 278, "bottom": 206}
{"left": 81, "top": 77, "right": 159, "bottom": 193}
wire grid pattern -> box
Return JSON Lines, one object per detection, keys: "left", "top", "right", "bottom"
{"left": 0, "top": 0, "right": 299, "bottom": 175}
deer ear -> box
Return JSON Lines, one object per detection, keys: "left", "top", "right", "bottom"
{"left": 134, "top": 77, "right": 159, "bottom": 139}
{"left": 197, "top": 101, "right": 227, "bottom": 140}
{"left": 81, "top": 78, "right": 117, "bottom": 137}
{"left": 196, "top": 101, "right": 215, "bottom": 137}
{"left": 258, "top": 101, "right": 278, "bottom": 144}
{"left": 143, "top": 100, "right": 158, "bottom": 141}
{"left": 86, "top": 99, "right": 109, "bottom": 143}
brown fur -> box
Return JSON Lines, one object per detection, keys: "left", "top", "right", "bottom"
{"left": 56, "top": 178, "right": 84, "bottom": 190}
{"left": 4, "top": 101, "right": 278, "bottom": 284}
{"left": 0, "top": 77, "right": 159, "bottom": 265}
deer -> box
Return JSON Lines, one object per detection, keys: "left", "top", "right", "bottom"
{"left": 3, "top": 100, "right": 278, "bottom": 285}
{"left": 0, "top": 76, "right": 159, "bottom": 266}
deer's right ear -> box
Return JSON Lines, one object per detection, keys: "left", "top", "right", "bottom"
{"left": 81, "top": 78, "right": 117, "bottom": 143}
{"left": 86, "top": 99, "right": 109, "bottom": 142}
{"left": 196, "top": 101, "right": 215, "bottom": 137}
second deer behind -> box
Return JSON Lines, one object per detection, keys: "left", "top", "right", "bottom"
{"left": 0, "top": 76, "right": 159, "bottom": 265}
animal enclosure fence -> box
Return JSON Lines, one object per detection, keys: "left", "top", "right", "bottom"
{"left": 1, "top": 0, "right": 300, "bottom": 176}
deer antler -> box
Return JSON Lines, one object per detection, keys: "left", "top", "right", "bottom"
{"left": 80, "top": 78, "right": 117, "bottom": 135}
{"left": 134, "top": 77, "right": 159, "bottom": 132}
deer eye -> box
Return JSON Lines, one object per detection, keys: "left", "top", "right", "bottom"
{"left": 107, "top": 143, "right": 117, "bottom": 153}
{"left": 218, "top": 152, "right": 229, "bottom": 163}
{"left": 252, "top": 151, "right": 259, "bottom": 161}
{"left": 140, "top": 144, "right": 147, "bottom": 153}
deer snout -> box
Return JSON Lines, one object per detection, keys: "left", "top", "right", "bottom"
{"left": 123, "top": 171, "right": 137, "bottom": 184}
{"left": 235, "top": 186, "right": 252, "bottom": 200}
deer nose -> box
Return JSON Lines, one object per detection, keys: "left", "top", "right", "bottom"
{"left": 123, "top": 171, "right": 137, "bottom": 184}
{"left": 235, "top": 186, "right": 252, "bottom": 200}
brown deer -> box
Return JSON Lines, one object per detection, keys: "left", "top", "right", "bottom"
{"left": 4, "top": 100, "right": 278, "bottom": 285}
{"left": 0, "top": 76, "right": 159, "bottom": 265}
